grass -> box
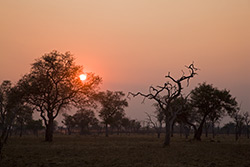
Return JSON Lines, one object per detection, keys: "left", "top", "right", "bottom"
{"left": 1, "top": 134, "right": 250, "bottom": 167}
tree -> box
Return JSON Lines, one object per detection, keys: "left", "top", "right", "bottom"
{"left": 18, "top": 50, "right": 101, "bottom": 141}
{"left": 73, "top": 108, "right": 97, "bottom": 135}
{"left": 229, "top": 107, "right": 244, "bottom": 141}
{"left": 188, "top": 83, "right": 238, "bottom": 141}
{"left": 0, "top": 81, "right": 13, "bottom": 158}
{"left": 13, "top": 105, "right": 33, "bottom": 137}
{"left": 220, "top": 122, "right": 235, "bottom": 135}
{"left": 62, "top": 113, "right": 75, "bottom": 135}
{"left": 0, "top": 81, "right": 27, "bottom": 158}
{"left": 26, "top": 119, "right": 44, "bottom": 136}
{"left": 96, "top": 90, "right": 128, "bottom": 137}
{"left": 145, "top": 109, "right": 164, "bottom": 138}
{"left": 243, "top": 112, "right": 250, "bottom": 139}
{"left": 110, "top": 111, "right": 124, "bottom": 135}
{"left": 128, "top": 64, "right": 197, "bottom": 146}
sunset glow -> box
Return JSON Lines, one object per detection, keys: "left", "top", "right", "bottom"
{"left": 0, "top": 0, "right": 249, "bottom": 120}
{"left": 79, "top": 74, "right": 87, "bottom": 81}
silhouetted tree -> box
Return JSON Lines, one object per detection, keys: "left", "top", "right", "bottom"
{"left": 96, "top": 90, "right": 128, "bottom": 137}
{"left": 129, "top": 119, "right": 141, "bottom": 133}
{"left": 145, "top": 110, "right": 164, "bottom": 138}
{"left": 129, "top": 64, "right": 197, "bottom": 146}
{"left": 26, "top": 119, "right": 44, "bottom": 136}
{"left": 121, "top": 117, "right": 130, "bottom": 133}
{"left": 243, "top": 112, "right": 250, "bottom": 139}
{"left": 110, "top": 112, "right": 124, "bottom": 135}
{"left": 18, "top": 50, "right": 101, "bottom": 141}
{"left": 0, "top": 81, "right": 27, "bottom": 158}
{"left": 188, "top": 83, "right": 237, "bottom": 141}
{"left": 229, "top": 107, "right": 244, "bottom": 141}
{"left": 74, "top": 108, "right": 97, "bottom": 135}
{"left": 62, "top": 113, "right": 75, "bottom": 135}
{"left": 14, "top": 106, "right": 33, "bottom": 137}
{"left": 221, "top": 122, "right": 235, "bottom": 135}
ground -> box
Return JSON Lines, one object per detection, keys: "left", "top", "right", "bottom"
{"left": 1, "top": 134, "right": 250, "bottom": 167}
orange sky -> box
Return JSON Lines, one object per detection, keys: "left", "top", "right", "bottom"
{"left": 0, "top": 1, "right": 249, "bottom": 121}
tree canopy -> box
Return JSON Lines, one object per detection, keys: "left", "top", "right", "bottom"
{"left": 18, "top": 50, "right": 101, "bottom": 141}
{"left": 188, "top": 82, "right": 238, "bottom": 140}
{"left": 95, "top": 90, "right": 128, "bottom": 137}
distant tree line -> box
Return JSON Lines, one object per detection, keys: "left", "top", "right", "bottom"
{"left": 0, "top": 50, "right": 249, "bottom": 160}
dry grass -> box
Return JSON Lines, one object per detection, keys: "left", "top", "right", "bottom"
{"left": 1, "top": 134, "right": 250, "bottom": 167}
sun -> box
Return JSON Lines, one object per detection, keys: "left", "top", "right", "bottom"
{"left": 79, "top": 74, "right": 87, "bottom": 81}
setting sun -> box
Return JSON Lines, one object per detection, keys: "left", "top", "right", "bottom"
{"left": 79, "top": 74, "right": 87, "bottom": 81}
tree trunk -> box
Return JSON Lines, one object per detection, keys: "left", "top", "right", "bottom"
{"left": 235, "top": 122, "right": 239, "bottom": 141}
{"left": 164, "top": 117, "right": 171, "bottom": 146}
{"left": 80, "top": 126, "right": 84, "bottom": 135}
{"left": 105, "top": 123, "right": 109, "bottom": 137}
{"left": 212, "top": 121, "right": 215, "bottom": 138}
{"left": 19, "top": 122, "right": 23, "bottom": 137}
{"left": 45, "top": 118, "right": 54, "bottom": 142}
{"left": 171, "top": 122, "right": 174, "bottom": 137}
{"left": 67, "top": 127, "right": 71, "bottom": 135}
{"left": 247, "top": 125, "right": 249, "bottom": 139}
{"left": 0, "top": 141, "right": 3, "bottom": 161}
{"left": 194, "top": 115, "right": 207, "bottom": 141}
{"left": 179, "top": 123, "right": 183, "bottom": 137}
{"left": 204, "top": 121, "right": 209, "bottom": 137}
{"left": 157, "top": 132, "right": 160, "bottom": 138}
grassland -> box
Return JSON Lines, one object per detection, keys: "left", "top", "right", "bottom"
{"left": 1, "top": 134, "right": 250, "bottom": 167}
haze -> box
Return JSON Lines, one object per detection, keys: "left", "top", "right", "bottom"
{"left": 0, "top": 0, "right": 249, "bottom": 121}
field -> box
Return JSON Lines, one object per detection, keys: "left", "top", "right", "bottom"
{"left": 1, "top": 134, "right": 250, "bottom": 167}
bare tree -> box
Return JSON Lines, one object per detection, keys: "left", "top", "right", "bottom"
{"left": 128, "top": 64, "right": 198, "bottom": 146}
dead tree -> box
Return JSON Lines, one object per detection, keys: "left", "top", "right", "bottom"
{"left": 128, "top": 64, "right": 198, "bottom": 146}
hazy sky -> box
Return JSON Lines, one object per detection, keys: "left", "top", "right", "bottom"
{"left": 0, "top": 0, "right": 249, "bottom": 122}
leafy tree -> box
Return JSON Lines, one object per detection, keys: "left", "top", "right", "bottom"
{"left": 129, "top": 64, "right": 197, "bottom": 146}
{"left": 18, "top": 50, "right": 101, "bottom": 141}
{"left": 188, "top": 83, "right": 238, "bottom": 141}
{"left": 26, "top": 119, "right": 44, "bottom": 136}
{"left": 110, "top": 111, "right": 124, "bottom": 135}
{"left": 62, "top": 113, "right": 75, "bottom": 135}
{"left": 96, "top": 90, "right": 128, "bottom": 137}
{"left": 73, "top": 108, "right": 97, "bottom": 135}
{"left": 13, "top": 106, "right": 33, "bottom": 137}
{"left": 121, "top": 117, "right": 130, "bottom": 133}
{"left": 0, "top": 81, "right": 13, "bottom": 157}
{"left": 0, "top": 81, "right": 27, "bottom": 158}
{"left": 129, "top": 119, "right": 141, "bottom": 133}
{"left": 220, "top": 122, "right": 235, "bottom": 135}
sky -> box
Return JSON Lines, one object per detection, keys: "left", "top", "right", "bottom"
{"left": 0, "top": 0, "right": 250, "bottom": 123}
